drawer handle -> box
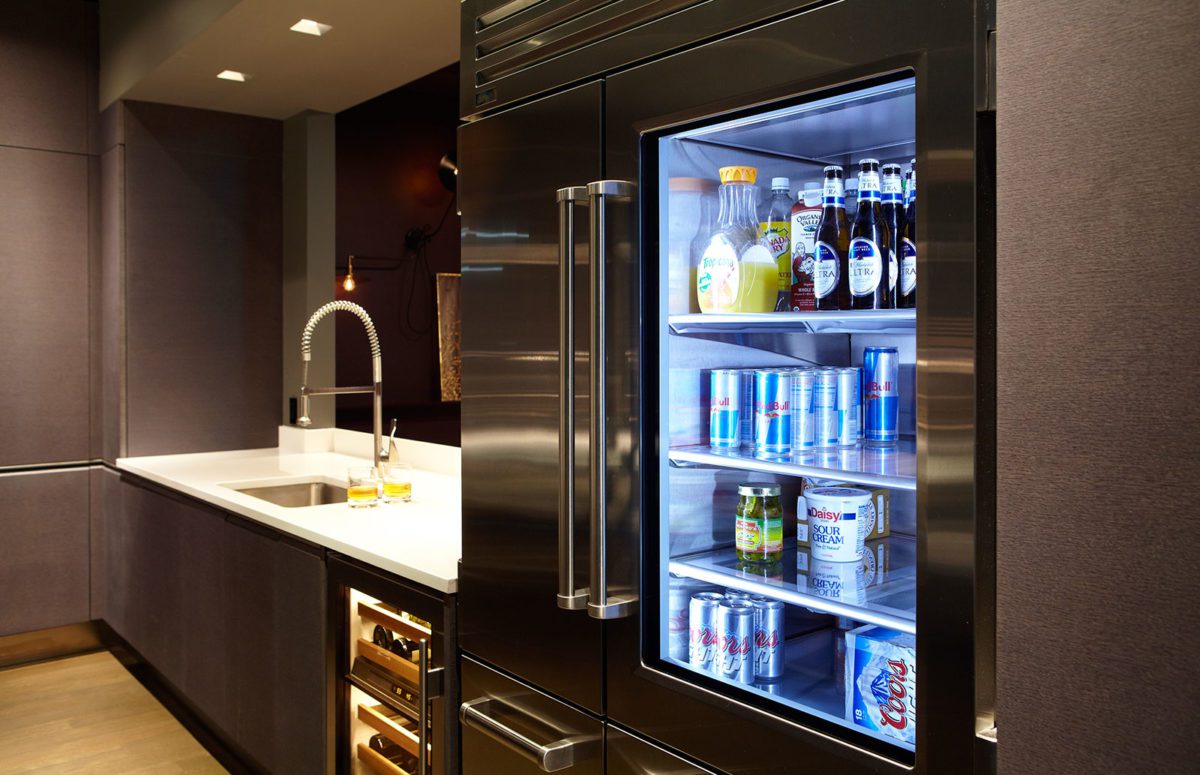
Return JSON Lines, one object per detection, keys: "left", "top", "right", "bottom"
{"left": 459, "top": 697, "right": 598, "bottom": 772}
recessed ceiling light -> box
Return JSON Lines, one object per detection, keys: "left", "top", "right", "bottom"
{"left": 217, "top": 70, "right": 250, "bottom": 82}
{"left": 290, "top": 19, "right": 332, "bottom": 36}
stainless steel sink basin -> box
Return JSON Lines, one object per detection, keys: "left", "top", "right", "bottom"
{"left": 231, "top": 480, "right": 347, "bottom": 508}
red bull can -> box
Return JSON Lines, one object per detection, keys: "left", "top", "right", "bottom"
{"left": 689, "top": 592, "right": 724, "bottom": 672}
{"left": 753, "top": 369, "right": 792, "bottom": 454}
{"left": 863, "top": 347, "right": 899, "bottom": 444}
{"left": 717, "top": 599, "right": 755, "bottom": 683}
{"left": 813, "top": 370, "right": 839, "bottom": 448}
{"left": 837, "top": 368, "right": 859, "bottom": 447}
{"left": 790, "top": 369, "right": 816, "bottom": 450}
{"left": 708, "top": 369, "right": 741, "bottom": 448}
{"left": 749, "top": 596, "right": 785, "bottom": 680}
{"left": 738, "top": 369, "right": 756, "bottom": 447}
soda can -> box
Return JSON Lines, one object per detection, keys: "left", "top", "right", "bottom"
{"left": 750, "top": 597, "right": 785, "bottom": 680}
{"left": 753, "top": 369, "right": 792, "bottom": 454}
{"left": 689, "top": 592, "right": 724, "bottom": 672}
{"left": 790, "top": 369, "right": 816, "bottom": 450}
{"left": 708, "top": 369, "right": 741, "bottom": 448}
{"left": 738, "top": 369, "right": 756, "bottom": 447}
{"left": 836, "top": 368, "right": 859, "bottom": 447}
{"left": 862, "top": 347, "right": 899, "bottom": 444}
{"left": 668, "top": 575, "right": 707, "bottom": 662}
{"left": 724, "top": 589, "right": 751, "bottom": 602}
{"left": 716, "top": 599, "right": 755, "bottom": 683}
{"left": 844, "top": 366, "right": 863, "bottom": 440}
{"left": 812, "top": 370, "right": 839, "bottom": 448}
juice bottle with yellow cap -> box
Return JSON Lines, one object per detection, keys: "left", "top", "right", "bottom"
{"left": 696, "top": 166, "right": 777, "bottom": 314}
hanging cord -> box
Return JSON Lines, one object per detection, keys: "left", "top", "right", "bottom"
{"left": 398, "top": 193, "right": 457, "bottom": 340}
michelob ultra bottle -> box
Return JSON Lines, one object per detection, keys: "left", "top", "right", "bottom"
{"left": 898, "top": 160, "right": 917, "bottom": 308}
{"left": 880, "top": 163, "right": 904, "bottom": 308}
{"left": 813, "top": 166, "right": 850, "bottom": 311}
{"left": 697, "top": 166, "right": 777, "bottom": 314}
{"left": 848, "top": 159, "right": 891, "bottom": 310}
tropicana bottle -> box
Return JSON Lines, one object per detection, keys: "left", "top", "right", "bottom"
{"left": 696, "top": 166, "right": 777, "bottom": 314}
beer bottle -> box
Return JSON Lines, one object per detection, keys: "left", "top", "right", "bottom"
{"left": 813, "top": 166, "right": 850, "bottom": 311}
{"left": 848, "top": 159, "right": 890, "bottom": 310}
{"left": 880, "top": 163, "right": 904, "bottom": 309}
{"left": 898, "top": 160, "right": 917, "bottom": 308}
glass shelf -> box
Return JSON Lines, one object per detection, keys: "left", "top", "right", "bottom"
{"left": 668, "top": 309, "right": 915, "bottom": 335}
{"left": 668, "top": 438, "right": 916, "bottom": 491}
{"left": 668, "top": 536, "right": 916, "bottom": 633}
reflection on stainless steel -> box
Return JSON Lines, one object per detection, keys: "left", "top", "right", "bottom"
{"left": 459, "top": 696, "right": 601, "bottom": 772}
{"left": 297, "top": 300, "right": 389, "bottom": 471}
{"left": 231, "top": 480, "right": 347, "bottom": 508}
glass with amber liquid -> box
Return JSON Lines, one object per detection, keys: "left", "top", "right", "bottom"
{"left": 347, "top": 467, "right": 380, "bottom": 508}
{"left": 382, "top": 462, "right": 413, "bottom": 504}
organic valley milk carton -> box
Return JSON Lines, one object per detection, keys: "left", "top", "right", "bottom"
{"left": 845, "top": 625, "right": 916, "bottom": 745}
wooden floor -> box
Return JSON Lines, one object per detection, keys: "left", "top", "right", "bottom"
{"left": 0, "top": 651, "right": 226, "bottom": 774}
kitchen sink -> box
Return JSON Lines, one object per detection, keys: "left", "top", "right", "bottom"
{"left": 231, "top": 480, "right": 347, "bottom": 508}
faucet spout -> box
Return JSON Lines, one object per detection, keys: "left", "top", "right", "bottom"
{"left": 297, "top": 301, "right": 388, "bottom": 470}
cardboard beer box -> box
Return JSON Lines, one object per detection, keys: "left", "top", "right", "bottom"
{"left": 796, "top": 479, "right": 891, "bottom": 547}
{"left": 844, "top": 625, "right": 916, "bottom": 745}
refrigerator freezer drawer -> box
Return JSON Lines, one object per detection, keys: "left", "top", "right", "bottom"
{"left": 460, "top": 657, "right": 603, "bottom": 775}
{"left": 607, "top": 728, "right": 718, "bottom": 775}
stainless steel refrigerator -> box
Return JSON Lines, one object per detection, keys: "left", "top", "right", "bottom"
{"left": 459, "top": 1, "right": 995, "bottom": 773}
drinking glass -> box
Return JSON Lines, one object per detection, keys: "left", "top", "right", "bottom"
{"left": 382, "top": 462, "right": 413, "bottom": 504}
{"left": 347, "top": 467, "right": 380, "bottom": 507}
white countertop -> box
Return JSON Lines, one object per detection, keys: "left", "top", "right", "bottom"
{"left": 116, "top": 427, "right": 462, "bottom": 593}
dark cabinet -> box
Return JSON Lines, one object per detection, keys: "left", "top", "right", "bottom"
{"left": 109, "top": 476, "right": 329, "bottom": 773}
{"left": 0, "top": 469, "right": 90, "bottom": 637}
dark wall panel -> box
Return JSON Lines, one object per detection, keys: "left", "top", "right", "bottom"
{"left": 0, "top": 146, "right": 91, "bottom": 467}
{"left": 996, "top": 1, "right": 1200, "bottom": 771}
{"left": 0, "top": 470, "right": 90, "bottom": 636}
{"left": 123, "top": 101, "right": 282, "bottom": 456}
{"left": 335, "top": 63, "right": 461, "bottom": 446}
{"left": 0, "top": 0, "right": 90, "bottom": 154}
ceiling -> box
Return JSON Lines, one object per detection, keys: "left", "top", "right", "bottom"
{"left": 102, "top": 0, "right": 459, "bottom": 119}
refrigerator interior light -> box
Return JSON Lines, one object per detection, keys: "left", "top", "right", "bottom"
{"left": 290, "top": 19, "right": 333, "bottom": 36}
{"left": 216, "top": 70, "right": 249, "bottom": 82}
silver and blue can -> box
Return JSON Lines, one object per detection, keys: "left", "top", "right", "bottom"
{"left": 862, "top": 347, "right": 899, "bottom": 444}
{"left": 790, "top": 369, "right": 816, "bottom": 450}
{"left": 749, "top": 596, "right": 785, "bottom": 680}
{"left": 753, "top": 369, "right": 792, "bottom": 454}
{"left": 724, "top": 589, "right": 751, "bottom": 602}
{"left": 738, "top": 369, "right": 756, "bottom": 447}
{"left": 708, "top": 369, "right": 741, "bottom": 448}
{"left": 836, "top": 368, "right": 859, "bottom": 447}
{"left": 689, "top": 592, "right": 724, "bottom": 673}
{"left": 813, "top": 370, "right": 839, "bottom": 448}
{"left": 716, "top": 599, "right": 755, "bottom": 684}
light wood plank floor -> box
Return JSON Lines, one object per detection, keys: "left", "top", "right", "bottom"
{"left": 0, "top": 651, "right": 226, "bottom": 774}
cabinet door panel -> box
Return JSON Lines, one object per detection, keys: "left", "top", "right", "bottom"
{"left": 0, "top": 470, "right": 89, "bottom": 636}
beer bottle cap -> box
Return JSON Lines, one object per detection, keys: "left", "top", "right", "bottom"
{"left": 719, "top": 166, "right": 757, "bottom": 184}
{"left": 859, "top": 158, "right": 880, "bottom": 168}
{"left": 822, "top": 165, "right": 843, "bottom": 174}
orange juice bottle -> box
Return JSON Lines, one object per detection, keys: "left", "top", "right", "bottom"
{"left": 696, "top": 166, "right": 777, "bottom": 314}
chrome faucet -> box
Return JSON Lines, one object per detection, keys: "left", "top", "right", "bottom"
{"left": 297, "top": 301, "right": 389, "bottom": 471}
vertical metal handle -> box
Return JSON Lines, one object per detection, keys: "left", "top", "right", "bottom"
{"left": 586, "top": 180, "right": 636, "bottom": 620}
{"left": 556, "top": 187, "right": 589, "bottom": 611}
{"left": 418, "top": 638, "right": 429, "bottom": 774}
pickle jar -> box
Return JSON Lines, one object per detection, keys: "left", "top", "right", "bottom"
{"left": 734, "top": 483, "right": 783, "bottom": 563}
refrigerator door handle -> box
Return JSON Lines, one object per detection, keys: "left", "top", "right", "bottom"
{"left": 459, "top": 697, "right": 600, "bottom": 772}
{"left": 555, "top": 186, "right": 590, "bottom": 611}
{"left": 586, "top": 179, "right": 637, "bottom": 620}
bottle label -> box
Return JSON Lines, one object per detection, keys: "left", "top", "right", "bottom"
{"left": 889, "top": 249, "right": 898, "bottom": 291}
{"left": 882, "top": 175, "right": 903, "bottom": 197}
{"left": 858, "top": 171, "right": 881, "bottom": 201}
{"left": 901, "top": 238, "right": 917, "bottom": 295}
{"left": 848, "top": 238, "right": 883, "bottom": 296}
{"left": 813, "top": 241, "right": 840, "bottom": 299}
{"left": 760, "top": 221, "right": 792, "bottom": 292}
{"left": 697, "top": 239, "right": 740, "bottom": 312}
{"left": 790, "top": 208, "right": 822, "bottom": 259}
{"left": 736, "top": 515, "right": 783, "bottom": 554}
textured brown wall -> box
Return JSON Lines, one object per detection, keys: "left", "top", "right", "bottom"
{"left": 334, "top": 63, "right": 461, "bottom": 446}
{"left": 996, "top": 1, "right": 1200, "bottom": 771}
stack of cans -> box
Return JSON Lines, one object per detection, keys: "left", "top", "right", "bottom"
{"left": 688, "top": 588, "right": 785, "bottom": 685}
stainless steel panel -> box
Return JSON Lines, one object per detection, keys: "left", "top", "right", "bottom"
{"left": 460, "top": 82, "right": 605, "bottom": 712}
{"left": 996, "top": 0, "right": 1200, "bottom": 771}
{"left": 607, "top": 727, "right": 717, "bottom": 775}
{"left": 460, "top": 656, "right": 603, "bottom": 775}
{"left": 602, "top": 0, "right": 985, "bottom": 771}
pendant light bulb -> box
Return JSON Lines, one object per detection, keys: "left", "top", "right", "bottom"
{"left": 342, "top": 255, "right": 356, "bottom": 292}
